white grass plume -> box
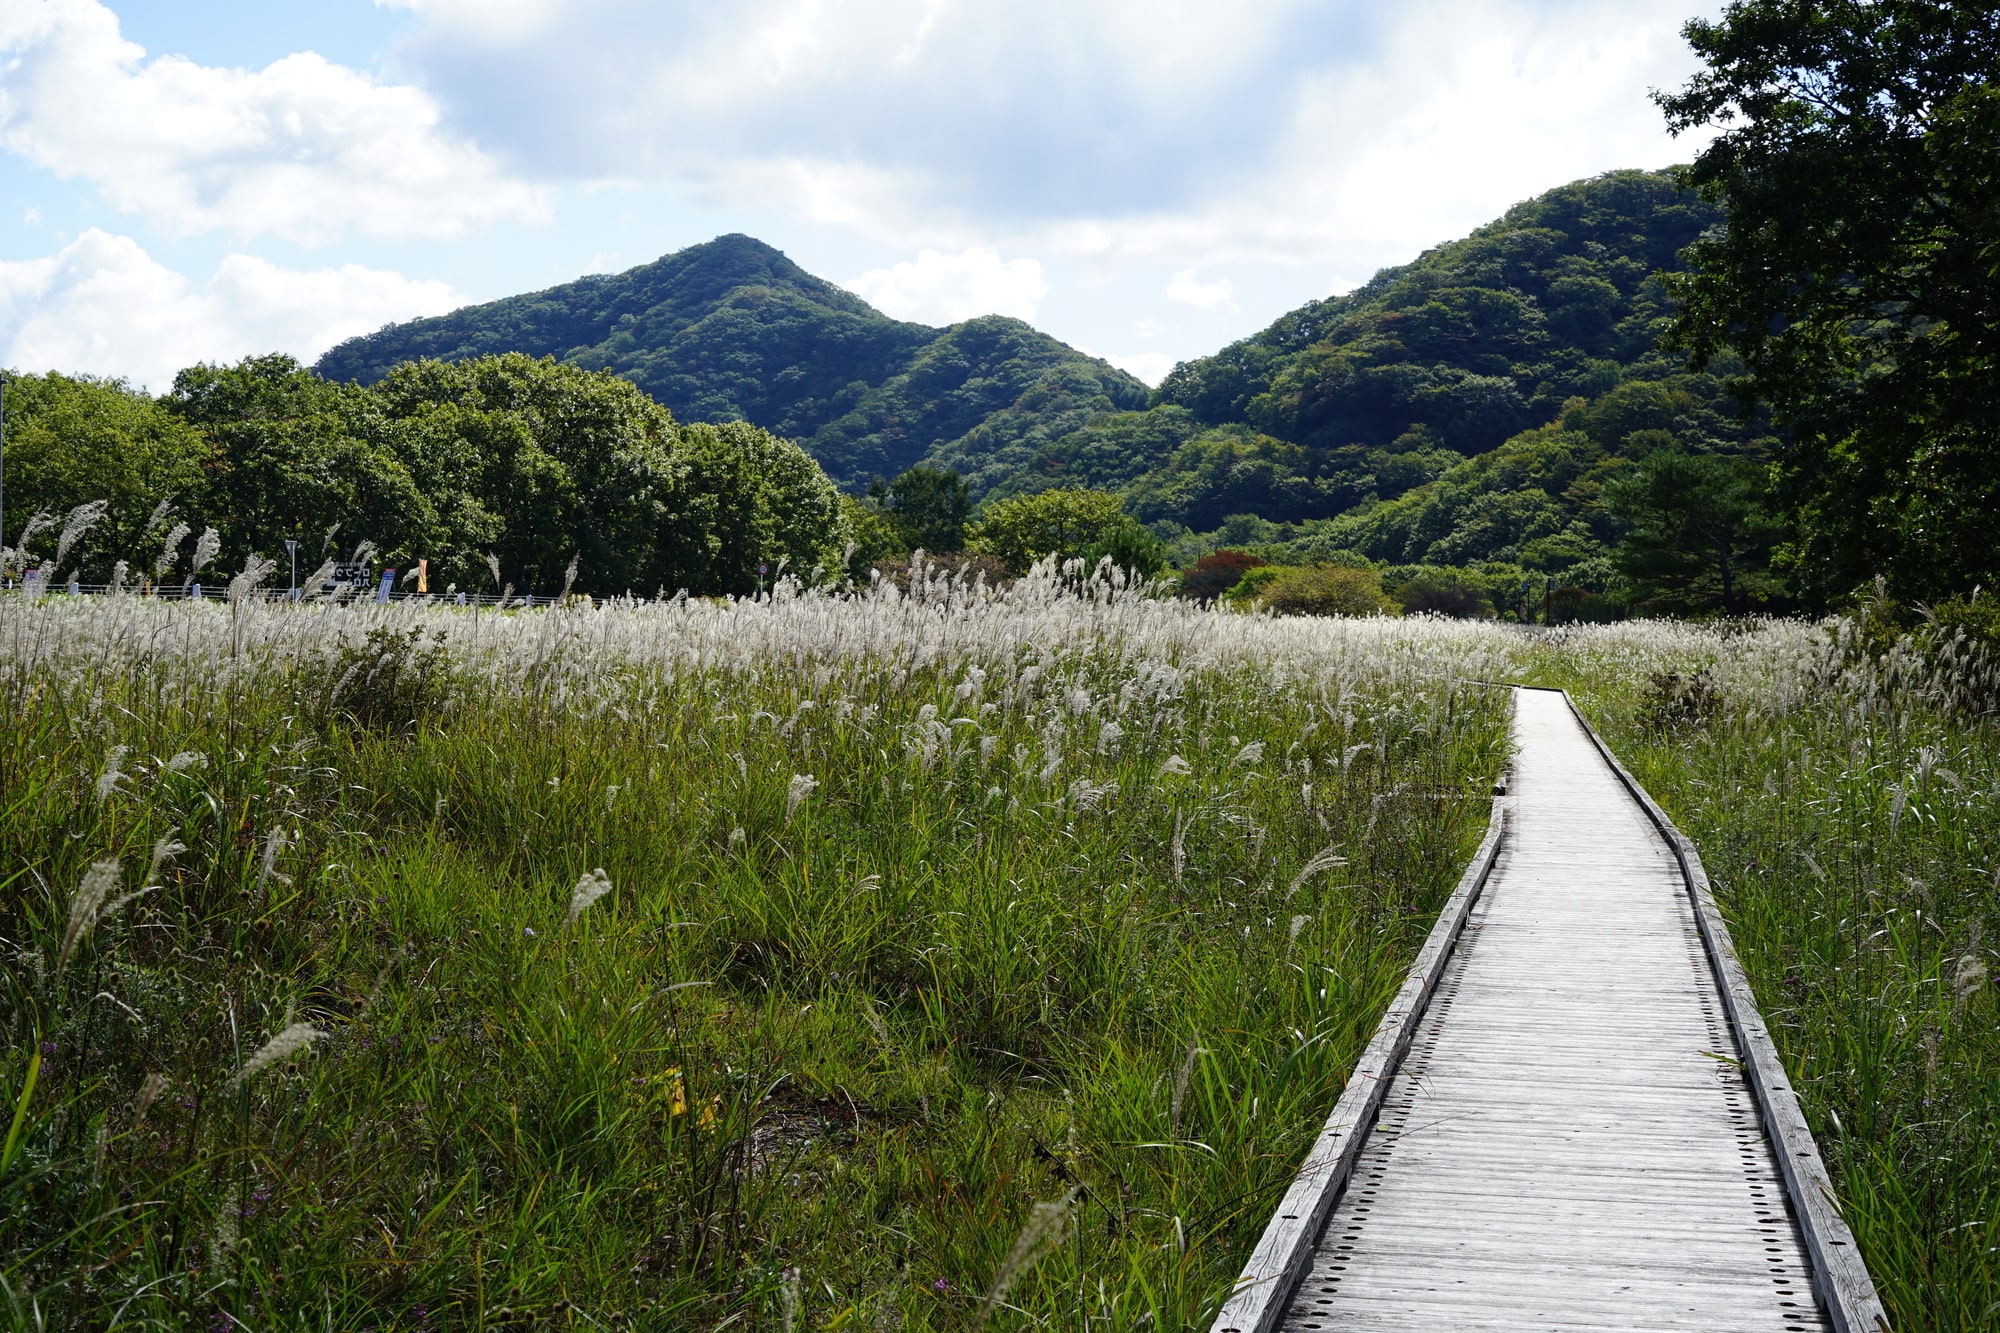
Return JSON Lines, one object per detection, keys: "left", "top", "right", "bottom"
{"left": 189, "top": 527, "right": 221, "bottom": 576}
{"left": 977, "top": 1186, "right": 1080, "bottom": 1325}
{"left": 228, "top": 554, "right": 278, "bottom": 603}
{"left": 133, "top": 1072, "right": 169, "bottom": 1126}
{"left": 60, "top": 858, "right": 123, "bottom": 969}
{"left": 141, "top": 498, "right": 175, "bottom": 538}
{"left": 230, "top": 1023, "right": 326, "bottom": 1087}
{"left": 146, "top": 833, "right": 187, "bottom": 884}
{"left": 566, "top": 868, "right": 613, "bottom": 926}
{"left": 1170, "top": 1043, "right": 1207, "bottom": 1135}
{"left": 1286, "top": 843, "right": 1349, "bottom": 899}
{"left": 786, "top": 773, "right": 819, "bottom": 821}
{"left": 95, "top": 746, "right": 129, "bottom": 800}
{"left": 254, "top": 827, "right": 292, "bottom": 897}
{"left": 53, "top": 500, "right": 110, "bottom": 572}
{"left": 299, "top": 558, "right": 337, "bottom": 598}
{"left": 155, "top": 521, "right": 190, "bottom": 577}
{"left": 485, "top": 552, "right": 503, "bottom": 590}
{"left": 14, "top": 510, "right": 56, "bottom": 557}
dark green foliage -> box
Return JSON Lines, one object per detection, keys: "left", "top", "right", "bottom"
{"left": 1659, "top": 0, "right": 2000, "bottom": 605}
{"left": 967, "top": 488, "right": 1129, "bottom": 574}
{"left": 1398, "top": 578, "right": 1493, "bottom": 619}
{"left": 316, "top": 237, "right": 1148, "bottom": 493}
{"left": 318, "top": 626, "right": 453, "bottom": 735}
{"left": 0, "top": 373, "right": 211, "bottom": 580}
{"left": 9, "top": 353, "right": 846, "bottom": 599}
{"left": 1158, "top": 170, "right": 1717, "bottom": 453}
{"left": 1080, "top": 516, "right": 1169, "bottom": 582}
{"left": 1022, "top": 170, "right": 1778, "bottom": 584}
{"left": 1254, "top": 565, "right": 1394, "bottom": 618}
{"left": 168, "top": 356, "right": 436, "bottom": 577}
{"left": 1605, "top": 448, "right": 1784, "bottom": 614}
{"left": 879, "top": 466, "right": 972, "bottom": 554}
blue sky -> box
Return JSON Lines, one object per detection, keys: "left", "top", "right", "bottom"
{"left": 0, "top": 0, "right": 1719, "bottom": 390}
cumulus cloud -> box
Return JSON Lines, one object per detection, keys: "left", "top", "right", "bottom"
{"left": 380, "top": 0, "right": 1710, "bottom": 267}
{"left": 846, "top": 248, "right": 1048, "bottom": 325}
{"left": 0, "top": 0, "right": 549, "bottom": 243}
{"left": 1167, "top": 269, "right": 1233, "bottom": 310}
{"left": 0, "top": 230, "right": 464, "bottom": 389}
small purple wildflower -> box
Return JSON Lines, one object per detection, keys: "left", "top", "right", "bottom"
{"left": 933, "top": 1278, "right": 949, "bottom": 1293}
{"left": 523, "top": 926, "right": 537, "bottom": 938}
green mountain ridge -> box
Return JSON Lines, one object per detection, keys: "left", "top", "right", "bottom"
{"left": 316, "top": 234, "right": 1149, "bottom": 490}
{"left": 320, "top": 171, "right": 1775, "bottom": 592}
{"left": 995, "top": 169, "right": 1776, "bottom": 586}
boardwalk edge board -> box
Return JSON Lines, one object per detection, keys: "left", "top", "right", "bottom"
{"left": 1210, "top": 782, "right": 1514, "bottom": 1333}
{"left": 1563, "top": 691, "right": 1891, "bottom": 1333}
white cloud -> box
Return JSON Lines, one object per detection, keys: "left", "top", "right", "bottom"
{"left": 846, "top": 248, "right": 1048, "bottom": 325}
{"left": 1101, "top": 351, "right": 1176, "bottom": 386}
{"left": 0, "top": 230, "right": 464, "bottom": 389}
{"left": 376, "top": 0, "right": 1713, "bottom": 272}
{"left": 1167, "top": 269, "right": 1233, "bottom": 310}
{"left": 0, "top": 0, "right": 549, "bottom": 244}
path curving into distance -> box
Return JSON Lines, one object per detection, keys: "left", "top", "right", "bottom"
{"left": 1217, "top": 688, "right": 1886, "bottom": 1333}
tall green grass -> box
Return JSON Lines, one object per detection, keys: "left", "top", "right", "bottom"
{"left": 0, "top": 581, "right": 1507, "bottom": 1330}
{"left": 1548, "top": 620, "right": 2000, "bottom": 1333}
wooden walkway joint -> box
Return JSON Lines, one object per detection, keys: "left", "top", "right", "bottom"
{"left": 1215, "top": 688, "right": 1887, "bottom": 1333}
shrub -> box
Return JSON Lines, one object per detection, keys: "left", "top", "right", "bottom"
{"left": 1258, "top": 565, "right": 1396, "bottom": 618}
{"left": 1081, "top": 516, "right": 1170, "bottom": 582}
{"left": 1400, "top": 578, "right": 1493, "bottom": 619}
{"left": 317, "top": 626, "right": 453, "bottom": 734}
{"left": 1178, "top": 550, "right": 1266, "bottom": 601}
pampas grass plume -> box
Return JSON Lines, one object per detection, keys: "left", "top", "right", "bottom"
{"left": 60, "top": 858, "right": 122, "bottom": 969}
{"left": 567, "top": 868, "right": 613, "bottom": 926}
{"left": 231, "top": 1023, "right": 326, "bottom": 1087}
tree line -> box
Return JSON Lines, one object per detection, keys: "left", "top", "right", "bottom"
{"left": 0, "top": 353, "right": 846, "bottom": 598}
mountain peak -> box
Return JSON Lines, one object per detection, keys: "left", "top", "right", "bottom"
{"left": 315, "top": 234, "right": 1145, "bottom": 490}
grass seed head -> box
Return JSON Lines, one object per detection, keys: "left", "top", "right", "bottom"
{"left": 977, "top": 1187, "right": 1079, "bottom": 1326}
{"left": 154, "top": 521, "right": 190, "bottom": 577}
{"left": 786, "top": 773, "right": 820, "bottom": 821}
{"left": 189, "top": 526, "right": 221, "bottom": 575}
{"left": 230, "top": 1023, "right": 326, "bottom": 1087}
{"left": 60, "top": 858, "right": 123, "bottom": 970}
{"left": 95, "top": 746, "right": 129, "bottom": 800}
{"left": 566, "top": 868, "right": 613, "bottom": 926}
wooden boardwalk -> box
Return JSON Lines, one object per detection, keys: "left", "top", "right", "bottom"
{"left": 1216, "top": 688, "right": 1885, "bottom": 1333}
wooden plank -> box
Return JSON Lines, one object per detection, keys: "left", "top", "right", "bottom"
{"left": 1244, "top": 688, "right": 1836, "bottom": 1333}
{"left": 1208, "top": 752, "right": 1514, "bottom": 1332}
{"left": 1564, "top": 697, "right": 1890, "bottom": 1333}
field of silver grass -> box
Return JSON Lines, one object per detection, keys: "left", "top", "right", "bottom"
{"left": 6, "top": 573, "right": 1990, "bottom": 1331}
{"left": 0, "top": 570, "right": 1511, "bottom": 1331}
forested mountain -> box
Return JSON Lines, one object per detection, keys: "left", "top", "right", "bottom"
{"left": 317, "top": 235, "right": 1149, "bottom": 489}
{"left": 1003, "top": 170, "right": 1778, "bottom": 588}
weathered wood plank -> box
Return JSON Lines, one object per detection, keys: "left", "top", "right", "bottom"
{"left": 1566, "top": 697, "right": 1890, "bottom": 1333}
{"left": 1213, "top": 687, "right": 1873, "bottom": 1333}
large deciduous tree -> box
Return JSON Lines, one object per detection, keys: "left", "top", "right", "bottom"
{"left": 1658, "top": 0, "right": 2000, "bottom": 605}
{"left": 0, "top": 372, "right": 211, "bottom": 579}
